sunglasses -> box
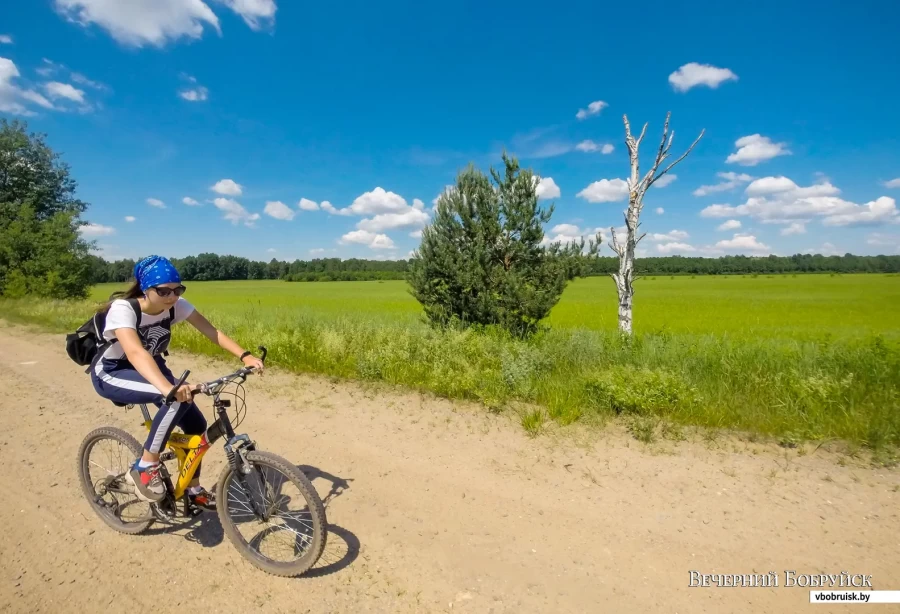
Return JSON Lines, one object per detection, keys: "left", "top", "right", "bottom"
{"left": 152, "top": 285, "right": 187, "bottom": 297}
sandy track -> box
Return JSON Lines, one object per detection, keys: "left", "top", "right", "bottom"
{"left": 0, "top": 322, "right": 897, "bottom": 613}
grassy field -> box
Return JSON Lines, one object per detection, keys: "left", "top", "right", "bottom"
{"left": 4, "top": 274, "right": 899, "bottom": 460}
{"left": 83, "top": 273, "right": 900, "bottom": 340}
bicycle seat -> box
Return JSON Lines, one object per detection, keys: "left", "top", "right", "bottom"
{"left": 111, "top": 400, "right": 128, "bottom": 408}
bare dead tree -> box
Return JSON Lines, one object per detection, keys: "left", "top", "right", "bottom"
{"left": 609, "top": 112, "right": 704, "bottom": 335}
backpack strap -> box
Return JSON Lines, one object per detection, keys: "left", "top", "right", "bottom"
{"left": 162, "top": 306, "right": 176, "bottom": 357}
{"left": 126, "top": 298, "right": 143, "bottom": 328}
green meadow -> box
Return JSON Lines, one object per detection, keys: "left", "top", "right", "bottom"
{"left": 85, "top": 273, "right": 900, "bottom": 340}
{"left": 4, "top": 273, "right": 899, "bottom": 459}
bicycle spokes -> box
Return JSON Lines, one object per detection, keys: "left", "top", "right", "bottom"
{"left": 225, "top": 462, "right": 318, "bottom": 564}
{"left": 83, "top": 433, "right": 152, "bottom": 524}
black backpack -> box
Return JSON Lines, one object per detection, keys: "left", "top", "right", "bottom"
{"left": 66, "top": 299, "right": 143, "bottom": 367}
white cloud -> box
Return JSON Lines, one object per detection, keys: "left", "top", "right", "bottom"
{"left": 715, "top": 233, "right": 771, "bottom": 254}
{"left": 821, "top": 197, "right": 899, "bottom": 227}
{"left": 19, "top": 89, "right": 55, "bottom": 109}
{"left": 577, "top": 178, "right": 629, "bottom": 203}
{"left": 36, "top": 59, "right": 61, "bottom": 78}
{"left": 575, "top": 140, "right": 615, "bottom": 154}
{"left": 866, "top": 233, "right": 899, "bottom": 247}
{"left": 803, "top": 242, "right": 841, "bottom": 257}
{"left": 576, "top": 100, "right": 608, "bottom": 120}
{"left": 656, "top": 242, "right": 697, "bottom": 254}
{"left": 725, "top": 134, "right": 791, "bottom": 166}
{"left": 211, "top": 178, "right": 242, "bottom": 196}
{"left": 71, "top": 72, "right": 107, "bottom": 90}
{"left": 647, "top": 230, "right": 689, "bottom": 242}
{"left": 0, "top": 57, "right": 56, "bottom": 115}
{"left": 655, "top": 207, "right": 664, "bottom": 215}
{"left": 298, "top": 198, "right": 319, "bottom": 211}
{"left": 700, "top": 204, "right": 737, "bottom": 218}
{"left": 53, "top": 0, "right": 276, "bottom": 48}
{"left": 881, "top": 178, "right": 900, "bottom": 189}
{"left": 781, "top": 222, "right": 806, "bottom": 236}
{"left": 182, "top": 196, "right": 200, "bottom": 206}
{"left": 79, "top": 223, "right": 115, "bottom": 237}
{"left": 693, "top": 171, "right": 753, "bottom": 196}
{"left": 551, "top": 223, "right": 581, "bottom": 236}
{"left": 668, "top": 62, "right": 738, "bottom": 92}
{"left": 266, "top": 248, "right": 276, "bottom": 253}
{"left": 535, "top": 176, "right": 561, "bottom": 199}
{"left": 43, "top": 81, "right": 85, "bottom": 103}
{"left": 338, "top": 187, "right": 408, "bottom": 216}
{"left": 574, "top": 140, "right": 614, "bottom": 155}
{"left": 717, "top": 219, "right": 741, "bottom": 231}
{"left": 653, "top": 174, "right": 677, "bottom": 188}
{"left": 146, "top": 197, "right": 165, "bottom": 208}
{"left": 541, "top": 223, "right": 605, "bottom": 249}
{"left": 320, "top": 201, "right": 337, "bottom": 214}
{"left": 356, "top": 208, "right": 430, "bottom": 232}
{"left": 339, "top": 229, "right": 395, "bottom": 249}
{"left": 263, "top": 200, "right": 294, "bottom": 221}
{"left": 124, "top": 216, "right": 136, "bottom": 222}
{"left": 217, "top": 0, "right": 277, "bottom": 30}
{"left": 700, "top": 176, "right": 900, "bottom": 227}
{"left": 179, "top": 86, "right": 208, "bottom": 101}
{"left": 54, "top": 0, "right": 222, "bottom": 47}
{"left": 409, "top": 229, "right": 423, "bottom": 238}
{"left": 0, "top": 35, "right": 13, "bottom": 45}
{"left": 213, "top": 197, "right": 259, "bottom": 227}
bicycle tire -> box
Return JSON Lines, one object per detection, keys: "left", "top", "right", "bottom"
{"left": 216, "top": 450, "right": 327, "bottom": 577}
{"left": 77, "top": 426, "right": 154, "bottom": 535}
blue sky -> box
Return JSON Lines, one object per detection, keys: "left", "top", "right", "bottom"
{"left": 2, "top": 0, "right": 899, "bottom": 262}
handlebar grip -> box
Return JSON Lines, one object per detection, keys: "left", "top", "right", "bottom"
{"left": 258, "top": 346, "right": 267, "bottom": 363}
{"left": 165, "top": 369, "right": 191, "bottom": 405}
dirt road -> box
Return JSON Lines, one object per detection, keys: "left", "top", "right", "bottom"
{"left": 0, "top": 323, "right": 897, "bottom": 613}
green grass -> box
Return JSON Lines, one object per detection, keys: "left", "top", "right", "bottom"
{"left": 4, "top": 273, "right": 899, "bottom": 457}
{"left": 82, "top": 273, "right": 900, "bottom": 341}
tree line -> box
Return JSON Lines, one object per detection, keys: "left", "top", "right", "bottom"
{"left": 86, "top": 254, "right": 412, "bottom": 283}
{"left": 84, "top": 251, "right": 900, "bottom": 285}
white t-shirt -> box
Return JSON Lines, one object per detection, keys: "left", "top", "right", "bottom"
{"left": 101, "top": 297, "right": 195, "bottom": 361}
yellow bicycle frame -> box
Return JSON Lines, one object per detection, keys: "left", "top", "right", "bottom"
{"left": 143, "top": 420, "right": 212, "bottom": 499}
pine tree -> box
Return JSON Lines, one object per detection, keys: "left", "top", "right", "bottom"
{"left": 408, "top": 154, "right": 599, "bottom": 338}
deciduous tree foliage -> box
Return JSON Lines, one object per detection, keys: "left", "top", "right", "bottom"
{"left": 0, "top": 119, "right": 92, "bottom": 298}
{"left": 407, "top": 154, "right": 599, "bottom": 338}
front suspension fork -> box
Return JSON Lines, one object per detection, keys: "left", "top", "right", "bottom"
{"left": 224, "top": 435, "right": 269, "bottom": 521}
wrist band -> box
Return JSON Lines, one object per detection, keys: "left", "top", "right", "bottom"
{"left": 240, "top": 351, "right": 252, "bottom": 360}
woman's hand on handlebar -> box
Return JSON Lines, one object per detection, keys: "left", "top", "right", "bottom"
{"left": 173, "top": 383, "right": 195, "bottom": 403}
{"left": 241, "top": 355, "right": 265, "bottom": 374}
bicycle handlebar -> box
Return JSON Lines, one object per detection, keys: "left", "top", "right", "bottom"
{"left": 164, "top": 345, "right": 267, "bottom": 404}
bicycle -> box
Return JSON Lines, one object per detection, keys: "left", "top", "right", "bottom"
{"left": 76, "top": 346, "right": 327, "bottom": 577}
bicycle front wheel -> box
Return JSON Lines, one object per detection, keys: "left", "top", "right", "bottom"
{"left": 216, "top": 450, "right": 327, "bottom": 577}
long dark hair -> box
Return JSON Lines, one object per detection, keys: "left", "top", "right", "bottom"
{"left": 97, "top": 279, "right": 144, "bottom": 314}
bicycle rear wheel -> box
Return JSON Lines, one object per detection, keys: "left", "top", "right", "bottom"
{"left": 216, "top": 450, "right": 327, "bottom": 577}
{"left": 77, "top": 427, "right": 154, "bottom": 535}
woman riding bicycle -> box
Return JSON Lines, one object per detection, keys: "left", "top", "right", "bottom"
{"left": 89, "top": 254, "right": 264, "bottom": 510}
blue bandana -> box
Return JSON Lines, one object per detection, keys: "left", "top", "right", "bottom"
{"left": 134, "top": 255, "right": 181, "bottom": 292}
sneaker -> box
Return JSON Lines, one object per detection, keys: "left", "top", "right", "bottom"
{"left": 188, "top": 487, "right": 216, "bottom": 511}
{"left": 126, "top": 461, "right": 166, "bottom": 502}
